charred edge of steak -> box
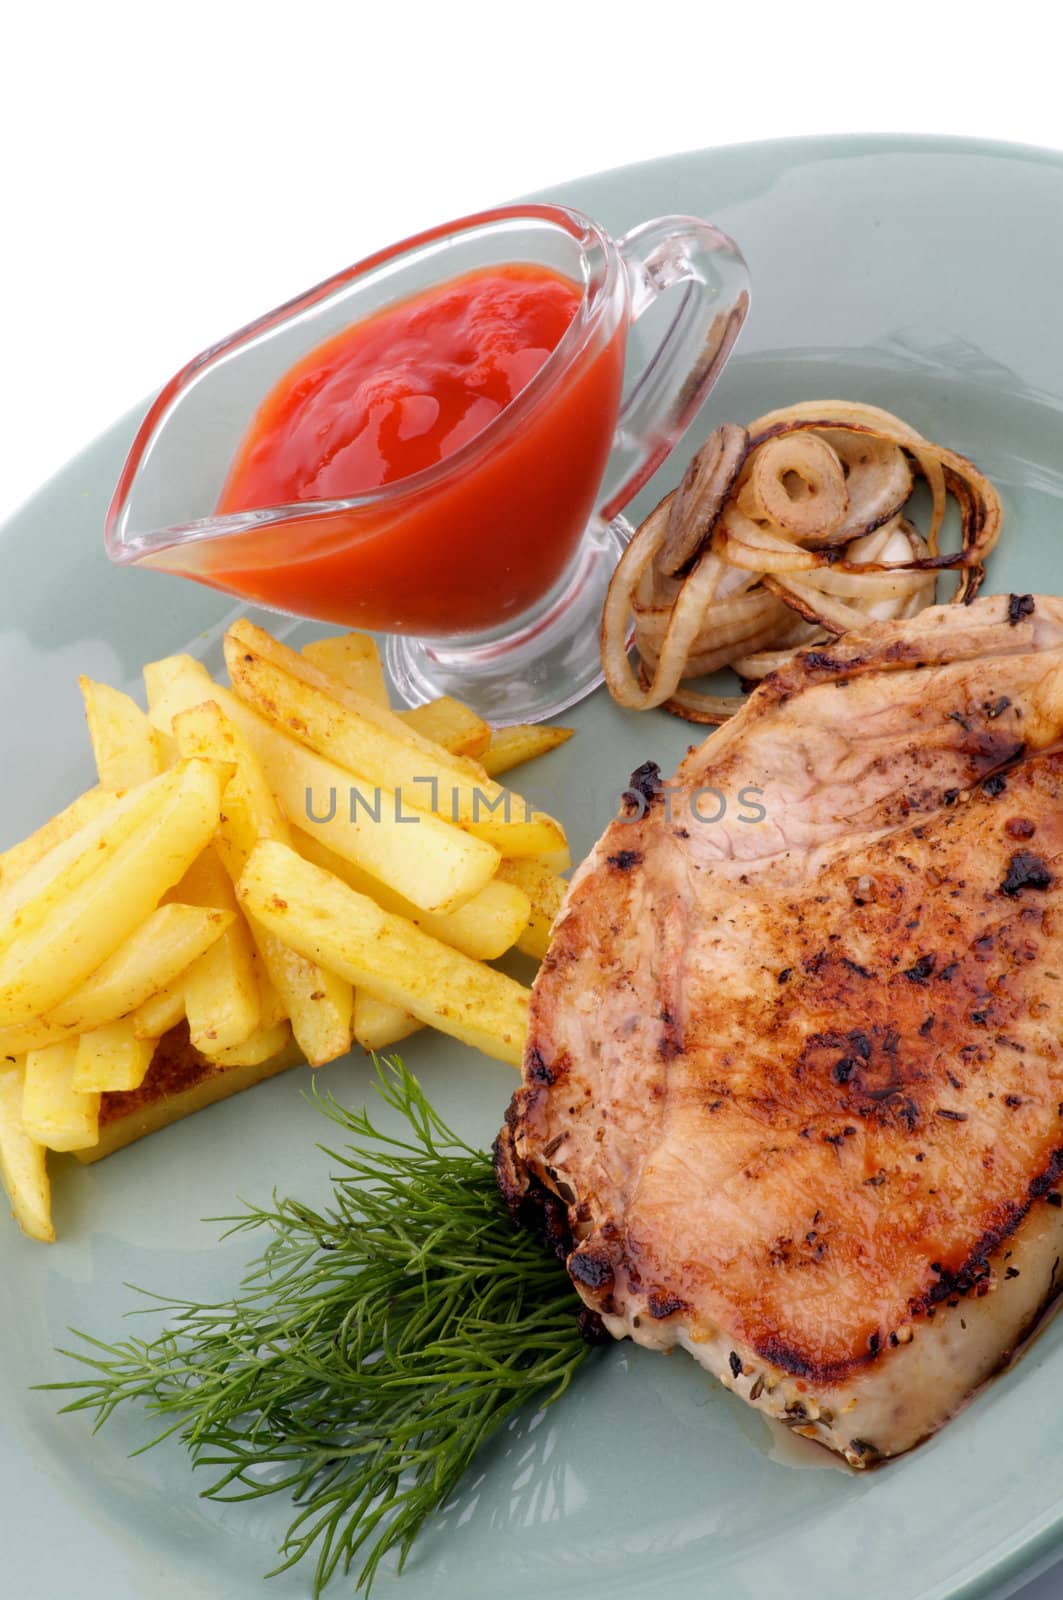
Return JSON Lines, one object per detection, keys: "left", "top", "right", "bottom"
{"left": 625, "top": 761, "right": 663, "bottom": 813}
{"left": 751, "top": 1146, "right": 1063, "bottom": 1385}
{"left": 569, "top": 1250, "right": 615, "bottom": 1292}
{"left": 526, "top": 1045, "right": 570, "bottom": 1086}
{"left": 576, "top": 1306, "right": 613, "bottom": 1345}
{"left": 493, "top": 1094, "right": 608, "bottom": 1346}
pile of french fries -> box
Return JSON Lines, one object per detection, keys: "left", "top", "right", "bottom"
{"left": 0, "top": 621, "right": 573, "bottom": 1243}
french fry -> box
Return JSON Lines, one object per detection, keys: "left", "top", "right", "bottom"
{"left": 185, "top": 937, "right": 260, "bottom": 1054}
{"left": 256, "top": 937, "right": 350, "bottom": 1065}
{"left": 0, "top": 1060, "right": 53, "bottom": 1242}
{"left": 131, "top": 981, "right": 185, "bottom": 1040}
{"left": 352, "top": 992, "right": 422, "bottom": 1052}
{"left": 143, "top": 653, "right": 204, "bottom": 713}
{"left": 73, "top": 1017, "right": 156, "bottom": 1094}
{"left": 0, "top": 787, "right": 113, "bottom": 890}
{"left": 225, "top": 621, "right": 567, "bottom": 858}
{"left": 399, "top": 697, "right": 491, "bottom": 759}
{"left": 75, "top": 1027, "right": 301, "bottom": 1165}
{"left": 0, "top": 1018, "right": 70, "bottom": 1058}
{"left": 238, "top": 841, "right": 529, "bottom": 1067}
{"left": 534, "top": 844, "right": 573, "bottom": 874}
{"left": 226, "top": 624, "right": 484, "bottom": 781}
{"left": 147, "top": 657, "right": 499, "bottom": 914}
{"left": 479, "top": 723, "right": 574, "bottom": 777}
{"left": 254, "top": 734, "right": 498, "bottom": 917}
{"left": 173, "top": 699, "right": 353, "bottom": 1066}
{"left": 0, "top": 904, "right": 231, "bottom": 1057}
{"left": 174, "top": 848, "right": 261, "bottom": 1054}
{"left": 253, "top": 951, "right": 289, "bottom": 1030}
{"left": 300, "top": 632, "right": 390, "bottom": 707}
{"left": 22, "top": 1040, "right": 100, "bottom": 1152}
{"left": 205, "top": 1019, "right": 293, "bottom": 1069}
{"left": 172, "top": 699, "right": 286, "bottom": 865}
{"left": 47, "top": 903, "right": 233, "bottom": 1031}
{"left": 291, "top": 827, "right": 530, "bottom": 962}
{"left": 80, "top": 677, "right": 163, "bottom": 789}
{"left": 0, "top": 772, "right": 187, "bottom": 948}
{"left": 0, "top": 761, "right": 224, "bottom": 1026}
{"left": 496, "top": 858, "right": 568, "bottom": 960}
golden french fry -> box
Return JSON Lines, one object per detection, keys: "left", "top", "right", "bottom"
{"left": 204, "top": 1019, "right": 293, "bottom": 1069}
{"left": 173, "top": 699, "right": 353, "bottom": 1066}
{"left": 75, "top": 1030, "right": 301, "bottom": 1164}
{"left": 291, "top": 827, "right": 530, "bottom": 962}
{"left": 80, "top": 677, "right": 162, "bottom": 789}
{"left": 225, "top": 622, "right": 566, "bottom": 857}
{"left": 254, "top": 625, "right": 409, "bottom": 724}
{"left": 0, "top": 772, "right": 184, "bottom": 951}
{"left": 73, "top": 1017, "right": 156, "bottom": 1094}
{"left": 399, "top": 697, "right": 491, "bottom": 759}
{"left": 300, "top": 632, "right": 390, "bottom": 707}
{"left": 478, "top": 723, "right": 574, "bottom": 777}
{"left": 252, "top": 945, "right": 289, "bottom": 1029}
{"left": 533, "top": 844, "right": 572, "bottom": 874}
{"left": 148, "top": 657, "right": 499, "bottom": 914}
{"left": 254, "top": 931, "right": 350, "bottom": 1065}
{"left": 0, "top": 1018, "right": 70, "bottom": 1058}
{"left": 174, "top": 847, "right": 261, "bottom": 1054}
{"left": 496, "top": 858, "right": 568, "bottom": 960}
{"left": 0, "top": 1060, "right": 54, "bottom": 1243}
{"left": 0, "top": 787, "right": 113, "bottom": 891}
{"left": 0, "top": 903, "right": 231, "bottom": 1056}
{"left": 47, "top": 903, "right": 233, "bottom": 1032}
{"left": 172, "top": 699, "right": 286, "bottom": 862}
{"left": 238, "top": 842, "right": 529, "bottom": 1067}
{"left": 143, "top": 652, "right": 205, "bottom": 713}
{"left": 22, "top": 1040, "right": 100, "bottom": 1152}
{"left": 185, "top": 936, "right": 261, "bottom": 1054}
{"left": 253, "top": 736, "right": 498, "bottom": 917}
{"left": 352, "top": 992, "right": 422, "bottom": 1052}
{"left": 0, "top": 762, "right": 224, "bottom": 1026}
{"left": 130, "top": 981, "right": 185, "bottom": 1040}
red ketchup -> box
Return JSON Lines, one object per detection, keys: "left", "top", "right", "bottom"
{"left": 214, "top": 264, "right": 625, "bottom": 634}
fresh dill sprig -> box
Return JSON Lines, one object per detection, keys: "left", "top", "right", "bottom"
{"left": 40, "top": 1058, "right": 592, "bottom": 1594}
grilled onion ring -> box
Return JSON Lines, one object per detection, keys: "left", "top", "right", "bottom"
{"left": 600, "top": 401, "right": 1002, "bottom": 723}
{"left": 744, "top": 432, "right": 848, "bottom": 541}
{"left": 656, "top": 423, "right": 748, "bottom": 577}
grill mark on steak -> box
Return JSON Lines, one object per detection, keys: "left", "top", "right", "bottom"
{"left": 607, "top": 849, "right": 643, "bottom": 871}
{"left": 648, "top": 1291, "right": 689, "bottom": 1319}
{"left": 1001, "top": 851, "right": 1053, "bottom": 896}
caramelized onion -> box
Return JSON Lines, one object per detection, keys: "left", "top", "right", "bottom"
{"left": 600, "top": 402, "right": 1002, "bottom": 722}
{"left": 745, "top": 432, "right": 848, "bottom": 540}
{"left": 656, "top": 423, "right": 748, "bottom": 577}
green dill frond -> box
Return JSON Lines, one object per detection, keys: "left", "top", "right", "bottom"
{"left": 40, "top": 1057, "right": 591, "bottom": 1594}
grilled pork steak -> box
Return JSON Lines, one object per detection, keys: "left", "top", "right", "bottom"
{"left": 497, "top": 595, "right": 1063, "bottom": 1465}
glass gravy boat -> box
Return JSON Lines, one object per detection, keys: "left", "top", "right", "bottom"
{"left": 106, "top": 203, "right": 749, "bottom": 722}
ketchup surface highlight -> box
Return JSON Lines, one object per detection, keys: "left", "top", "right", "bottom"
{"left": 220, "top": 265, "right": 581, "bottom": 507}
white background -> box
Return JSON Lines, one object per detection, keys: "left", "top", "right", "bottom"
{"left": 3, "top": 0, "right": 1063, "bottom": 526}
{"left": 4, "top": 4, "right": 1063, "bottom": 1596}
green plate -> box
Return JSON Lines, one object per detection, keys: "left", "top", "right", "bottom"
{"left": 4, "top": 135, "right": 1063, "bottom": 1600}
